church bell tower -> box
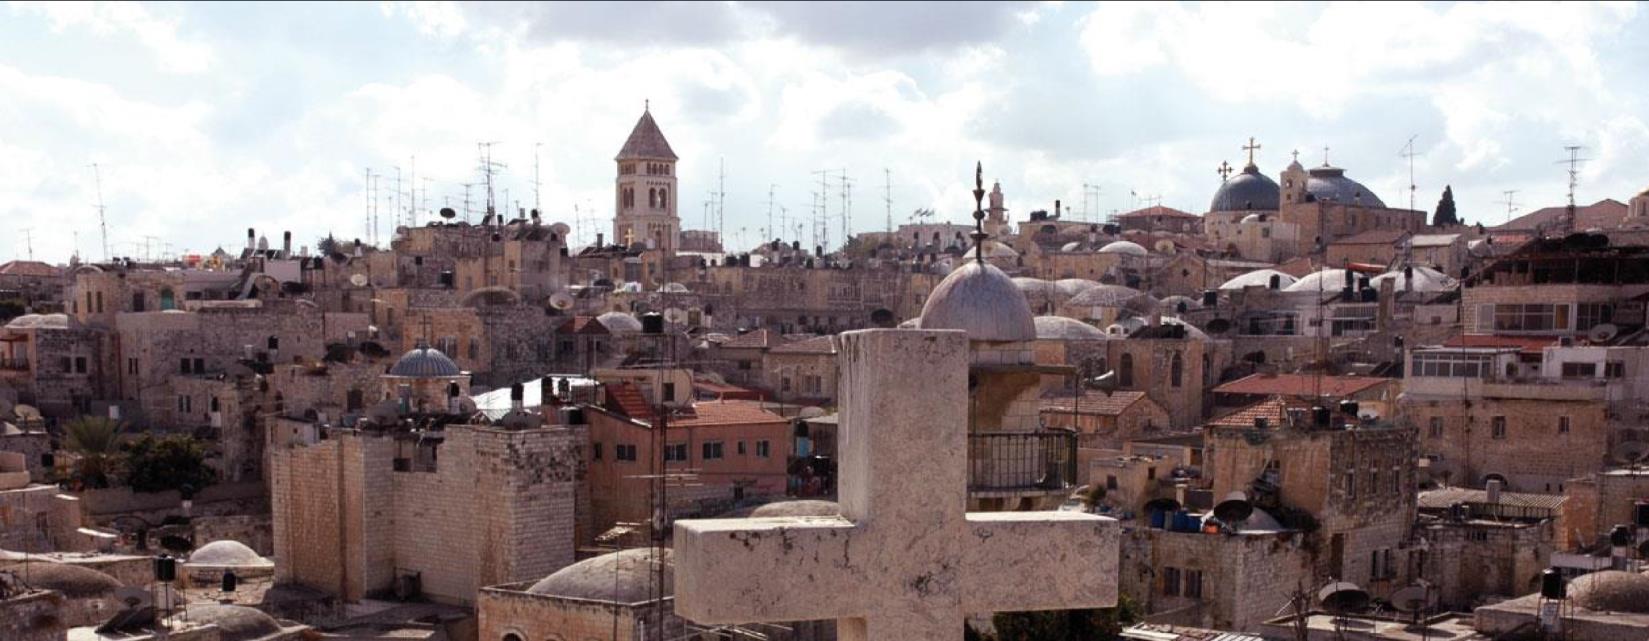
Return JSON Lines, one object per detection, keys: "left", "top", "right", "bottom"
{"left": 614, "top": 104, "right": 680, "bottom": 255}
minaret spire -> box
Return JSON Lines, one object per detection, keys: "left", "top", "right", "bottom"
{"left": 971, "top": 161, "right": 987, "bottom": 264}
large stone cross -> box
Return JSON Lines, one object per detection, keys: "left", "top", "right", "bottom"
{"left": 675, "top": 330, "right": 1119, "bottom": 641}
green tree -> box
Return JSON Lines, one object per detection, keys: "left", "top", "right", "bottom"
{"left": 1433, "top": 185, "right": 1458, "bottom": 227}
{"left": 122, "top": 434, "right": 217, "bottom": 494}
{"left": 62, "top": 416, "right": 123, "bottom": 488}
{"left": 984, "top": 595, "right": 1142, "bottom": 641}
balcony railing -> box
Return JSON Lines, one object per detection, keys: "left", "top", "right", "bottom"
{"left": 0, "top": 357, "right": 27, "bottom": 371}
{"left": 968, "top": 431, "right": 1078, "bottom": 494}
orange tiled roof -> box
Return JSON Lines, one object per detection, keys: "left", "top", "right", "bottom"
{"left": 1117, "top": 205, "right": 1199, "bottom": 220}
{"left": 604, "top": 381, "right": 655, "bottom": 420}
{"left": 720, "top": 329, "right": 778, "bottom": 349}
{"left": 1208, "top": 396, "right": 1309, "bottom": 428}
{"left": 667, "top": 401, "right": 786, "bottom": 428}
{"left": 1442, "top": 334, "right": 1557, "bottom": 355}
{"left": 1213, "top": 373, "right": 1389, "bottom": 398}
{"left": 0, "top": 261, "right": 60, "bottom": 278}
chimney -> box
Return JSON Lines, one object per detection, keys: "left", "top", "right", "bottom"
{"left": 596, "top": 232, "right": 605, "bottom": 247}
{"left": 1486, "top": 479, "right": 1503, "bottom": 504}
{"left": 1055, "top": 200, "right": 1062, "bottom": 218}
{"left": 283, "top": 231, "right": 292, "bottom": 255}
{"left": 247, "top": 228, "right": 256, "bottom": 250}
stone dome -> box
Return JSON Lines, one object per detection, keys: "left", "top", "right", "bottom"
{"left": 1240, "top": 213, "right": 1265, "bottom": 224}
{"left": 1033, "top": 316, "right": 1109, "bottom": 341}
{"left": 187, "top": 540, "right": 264, "bottom": 566}
{"left": 1210, "top": 164, "right": 1281, "bottom": 212}
{"left": 528, "top": 547, "right": 673, "bottom": 603}
{"left": 1284, "top": 268, "right": 1353, "bottom": 294}
{"left": 659, "top": 282, "right": 690, "bottom": 293}
{"left": 1159, "top": 295, "right": 1200, "bottom": 313}
{"left": 915, "top": 261, "right": 1036, "bottom": 342}
{"left": 5, "top": 313, "right": 71, "bottom": 330}
{"left": 972, "top": 241, "right": 1019, "bottom": 259}
{"left": 596, "top": 311, "right": 643, "bottom": 334}
{"left": 187, "top": 604, "right": 286, "bottom": 641}
{"left": 1567, "top": 570, "right": 1649, "bottom": 613}
{"left": 1059, "top": 241, "right": 1086, "bottom": 253}
{"left": 1305, "top": 166, "right": 1385, "bottom": 207}
{"left": 750, "top": 500, "right": 841, "bottom": 518}
{"left": 0, "top": 561, "right": 120, "bottom": 598}
{"left": 1220, "top": 269, "right": 1297, "bottom": 291}
{"left": 1068, "top": 284, "right": 1156, "bottom": 311}
{"left": 1054, "top": 278, "right": 1103, "bottom": 299}
{"left": 1369, "top": 265, "right": 1455, "bottom": 293}
{"left": 388, "top": 344, "right": 461, "bottom": 378}
{"left": 1097, "top": 240, "right": 1148, "bottom": 256}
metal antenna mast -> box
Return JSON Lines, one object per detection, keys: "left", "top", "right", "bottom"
{"left": 1556, "top": 146, "right": 1590, "bottom": 225}
{"left": 409, "top": 156, "right": 417, "bottom": 228}
{"left": 22, "top": 229, "right": 33, "bottom": 260}
{"left": 717, "top": 157, "right": 727, "bottom": 242}
{"left": 1399, "top": 135, "right": 1419, "bottom": 211}
{"left": 534, "top": 142, "right": 543, "bottom": 215}
{"left": 1501, "top": 190, "right": 1520, "bottom": 225}
{"left": 364, "top": 168, "right": 375, "bottom": 244}
{"left": 840, "top": 168, "right": 852, "bottom": 247}
{"left": 89, "top": 163, "right": 111, "bottom": 261}
{"left": 1083, "top": 183, "right": 1103, "bottom": 222}
{"left": 393, "top": 166, "right": 403, "bottom": 234}
{"left": 884, "top": 169, "right": 893, "bottom": 235}
{"left": 478, "top": 141, "right": 505, "bottom": 220}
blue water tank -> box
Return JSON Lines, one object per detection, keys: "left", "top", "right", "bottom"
{"left": 1149, "top": 509, "right": 1167, "bottom": 529}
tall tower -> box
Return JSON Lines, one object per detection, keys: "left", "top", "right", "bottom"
{"left": 985, "top": 181, "right": 1009, "bottom": 237}
{"left": 614, "top": 106, "right": 681, "bottom": 255}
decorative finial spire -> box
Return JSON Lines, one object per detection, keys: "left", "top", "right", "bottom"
{"left": 644, "top": 98, "right": 650, "bottom": 112}
{"left": 1217, "top": 160, "right": 1233, "bottom": 181}
{"left": 1242, "top": 137, "right": 1261, "bottom": 167}
{"left": 971, "top": 161, "right": 987, "bottom": 264}
{"left": 1322, "top": 146, "right": 1331, "bottom": 166}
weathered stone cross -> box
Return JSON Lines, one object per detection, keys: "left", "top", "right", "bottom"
{"left": 675, "top": 330, "right": 1119, "bottom": 641}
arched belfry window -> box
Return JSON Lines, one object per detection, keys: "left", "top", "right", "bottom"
{"left": 659, "top": 187, "right": 668, "bottom": 209}
{"left": 1119, "top": 353, "right": 1134, "bottom": 387}
{"left": 649, "top": 188, "right": 657, "bottom": 208}
{"left": 1170, "top": 353, "right": 1184, "bottom": 388}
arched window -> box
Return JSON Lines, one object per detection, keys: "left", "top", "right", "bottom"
{"left": 1170, "top": 353, "right": 1183, "bottom": 388}
{"left": 659, "top": 187, "right": 668, "bottom": 209}
{"left": 1119, "top": 353, "right": 1134, "bottom": 387}
{"left": 649, "top": 188, "right": 657, "bottom": 208}
{"left": 501, "top": 633, "right": 524, "bottom": 641}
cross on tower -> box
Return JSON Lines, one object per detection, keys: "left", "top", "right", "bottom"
{"left": 1242, "top": 136, "right": 1261, "bottom": 166}
{"left": 1291, "top": 149, "right": 1300, "bottom": 163}
{"left": 674, "top": 330, "right": 1119, "bottom": 641}
{"left": 1218, "top": 160, "right": 1233, "bottom": 181}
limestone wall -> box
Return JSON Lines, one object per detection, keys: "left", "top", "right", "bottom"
{"left": 0, "top": 591, "right": 66, "bottom": 641}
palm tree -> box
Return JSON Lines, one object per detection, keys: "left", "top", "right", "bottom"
{"left": 62, "top": 416, "right": 122, "bottom": 488}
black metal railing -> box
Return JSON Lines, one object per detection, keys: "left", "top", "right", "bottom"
{"left": 968, "top": 431, "right": 1078, "bottom": 493}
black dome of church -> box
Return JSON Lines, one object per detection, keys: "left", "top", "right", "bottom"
{"left": 1304, "top": 165, "right": 1385, "bottom": 207}
{"left": 1209, "top": 163, "right": 1281, "bottom": 212}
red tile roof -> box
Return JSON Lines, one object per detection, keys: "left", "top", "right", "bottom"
{"left": 604, "top": 381, "right": 655, "bottom": 420}
{"left": 693, "top": 378, "right": 765, "bottom": 401}
{"left": 667, "top": 401, "right": 787, "bottom": 428}
{"left": 1496, "top": 199, "right": 1627, "bottom": 232}
{"left": 1208, "top": 396, "right": 1310, "bottom": 428}
{"left": 1442, "top": 334, "right": 1557, "bottom": 355}
{"left": 0, "top": 261, "right": 60, "bottom": 278}
{"left": 1040, "top": 390, "right": 1150, "bottom": 416}
{"left": 1213, "top": 373, "right": 1390, "bottom": 398}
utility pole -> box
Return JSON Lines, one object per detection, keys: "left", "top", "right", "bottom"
{"left": 1399, "top": 135, "right": 1419, "bottom": 212}
{"left": 89, "top": 163, "right": 111, "bottom": 261}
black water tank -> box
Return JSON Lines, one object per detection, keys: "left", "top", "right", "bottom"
{"left": 641, "top": 312, "right": 665, "bottom": 334}
{"left": 153, "top": 555, "right": 177, "bottom": 582}
{"left": 1540, "top": 567, "right": 1566, "bottom": 599}
{"left": 1269, "top": 274, "right": 1281, "bottom": 290}
{"left": 1339, "top": 400, "right": 1360, "bottom": 418}
{"left": 1312, "top": 406, "right": 1331, "bottom": 428}
{"left": 1202, "top": 290, "right": 1218, "bottom": 306}
{"left": 1610, "top": 524, "right": 1633, "bottom": 547}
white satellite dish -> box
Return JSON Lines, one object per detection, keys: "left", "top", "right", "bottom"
{"left": 549, "top": 222, "right": 572, "bottom": 237}
{"left": 349, "top": 273, "right": 369, "bottom": 287}
{"left": 663, "top": 308, "right": 688, "bottom": 324}
{"left": 549, "top": 291, "right": 575, "bottom": 311}
{"left": 1588, "top": 323, "right": 1619, "bottom": 343}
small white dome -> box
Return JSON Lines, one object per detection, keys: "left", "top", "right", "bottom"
{"left": 1220, "top": 269, "right": 1297, "bottom": 291}
{"left": 1283, "top": 269, "right": 1352, "bottom": 293}
{"left": 1033, "top": 316, "right": 1109, "bottom": 341}
{"left": 1097, "top": 240, "right": 1148, "bottom": 256}
{"left": 1369, "top": 265, "right": 1455, "bottom": 293}
{"left": 187, "top": 540, "right": 264, "bottom": 566}
{"left": 596, "top": 311, "right": 643, "bottom": 333}
{"left": 1053, "top": 278, "right": 1102, "bottom": 298}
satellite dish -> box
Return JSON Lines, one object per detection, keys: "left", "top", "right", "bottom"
{"left": 549, "top": 291, "right": 575, "bottom": 311}
{"left": 349, "top": 273, "right": 369, "bottom": 287}
{"left": 1610, "top": 441, "right": 1649, "bottom": 466}
{"left": 1154, "top": 239, "right": 1175, "bottom": 254}
{"left": 1085, "top": 370, "right": 1118, "bottom": 394}
{"left": 1588, "top": 323, "right": 1619, "bottom": 343}
{"left": 1318, "top": 582, "right": 1370, "bottom": 613}
{"left": 663, "top": 308, "right": 688, "bottom": 324}
{"left": 549, "top": 222, "right": 572, "bottom": 237}
{"left": 439, "top": 207, "right": 457, "bottom": 220}
{"left": 1213, "top": 491, "right": 1254, "bottom": 523}
{"left": 1389, "top": 585, "right": 1435, "bottom": 613}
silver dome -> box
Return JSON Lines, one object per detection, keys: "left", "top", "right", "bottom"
{"left": 388, "top": 345, "right": 461, "bottom": 378}
{"left": 916, "top": 261, "right": 1036, "bottom": 342}
{"left": 1306, "top": 166, "right": 1385, "bottom": 207}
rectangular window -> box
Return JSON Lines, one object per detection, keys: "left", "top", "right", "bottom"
{"left": 1577, "top": 302, "right": 1614, "bottom": 331}
{"left": 702, "top": 441, "right": 724, "bottom": 460}
{"left": 1390, "top": 468, "right": 1401, "bottom": 493}
{"left": 1184, "top": 570, "right": 1203, "bottom": 600}
{"left": 1558, "top": 416, "right": 1570, "bottom": 434}
{"left": 1606, "top": 361, "right": 1626, "bottom": 378}
{"left": 181, "top": 358, "right": 192, "bottom": 375}
{"left": 756, "top": 440, "right": 771, "bottom": 458}
{"left": 781, "top": 377, "right": 792, "bottom": 392}
{"left": 1429, "top": 416, "right": 1444, "bottom": 438}
{"left": 738, "top": 360, "right": 752, "bottom": 370}
{"left": 664, "top": 443, "right": 688, "bottom": 462}
{"left": 737, "top": 441, "right": 747, "bottom": 455}
{"left": 1490, "top": 303, "right": 1568, "bottom": 333}
{"left": 74, "top": 357, "right": 87, "bottom": 374}
{"left": 662, "top": 382, "right": 676, "bottom": 402}
{"left": 1346, "top": 472, "right": 1357, "bottom": 499}
{"left": 128, "top": 358, "right": 137, "bottom": 375}
{"left": 193, "top": 358, "right": 204, "bottom": 374}
{"left": 1106, "top": 475, "right": 1119, "bottom": 490}
{"left": 592, "top": 443, "right": 603, "bottom": 460}
{"left": 616, "top": 444, "right": 637, "bottom": 462}
{"left": 1561, "top": 362, "right": 1597, "bottom": 379}
{"left": 1147, "top": 467, "right": 1157, "bottom": 481}
{"left": 1412, "top": 351, "right": 1493, "bottom": 378}
{"left": 1162, "top": 567, "right": 1181, "bottom": 597}
{"left": 1492, "top": 416, "right": 1507, "bottom": 439}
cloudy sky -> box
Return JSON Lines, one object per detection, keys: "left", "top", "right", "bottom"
{"left": 4, "top": 1, "right": 1647, "bottom": 263}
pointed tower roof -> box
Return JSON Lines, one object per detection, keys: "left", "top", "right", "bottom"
{"left": 615, "top": 108, "right": 678, "bottom": 161}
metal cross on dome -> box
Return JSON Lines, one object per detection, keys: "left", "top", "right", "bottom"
{"left": 1218, "top": 160, "right": 1233, "bottom": 181}
{"left": 971, "top": 161, "right": 987, "bottom": 264}
{"left": 1243, "top": 136, "right": 1262, "bottom": 166}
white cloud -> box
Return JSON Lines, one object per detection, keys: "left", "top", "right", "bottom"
{"left": 10, "top": 1, "right": 215, "bottom": 74}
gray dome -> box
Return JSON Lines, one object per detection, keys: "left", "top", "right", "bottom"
{"left": 187, "top": 540, "right": 263, "bottom": 566}
{"left": 916, "top": 261, "right": 1036, "bottom": 342}
{"left": 1210, "top": 164, "right": 1280, "bottom": 212}
{"left": 0, "top": 561, "right": 120, "bottom": 598}
{"left": 1568, "top": 570, "right": 1649, "bottom": 613}
{"left": 1306, "top": 166, "right": 1385, "bottom": 207}
{"left": 1159, "top": 295, "right": 1200, "bottom": 313}
{"left": 1067, "top": 284, "right": 1155, "bottom": 310}
{"left": 596, "top": 311, "right": 643, "bottom": 334}
{"left": 750, "top": 500, "right": 841, "bottom": 518}
{"left": 187, "top": 604, "right": 285, "bottom": 641}
{"left": 1033, "top": 316, "right": 1109, "bottom": 341}
{"left": 1054, "top": 278, "right": 1103, "bottom": 298}
{"left": 1369, "top": 265, "right": 1455, "bottom": 293}
{"left": 5, "top": 313, "right": 71, "bottom": 330}
{"left": 528, "top": 547, "right": 672, "bottom": 603}
{"left": 388, "top": 344, "right": 461, "bottom": 378}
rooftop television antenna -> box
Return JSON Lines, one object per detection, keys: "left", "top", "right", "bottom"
{"left": 1399, "top": 135, "right": 1419, "bottom": 212}
{"left": 89, "top": 163, "right": 111, "bottom": 261}
{"left": 1555, "top": 145, "right": 1590, "bottom": 233}
{"left": 478, "top": 141, "right": 506, "bottom": 219}
{"left": 1501, "top": 190, "right": 1520, "bottom": 225}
